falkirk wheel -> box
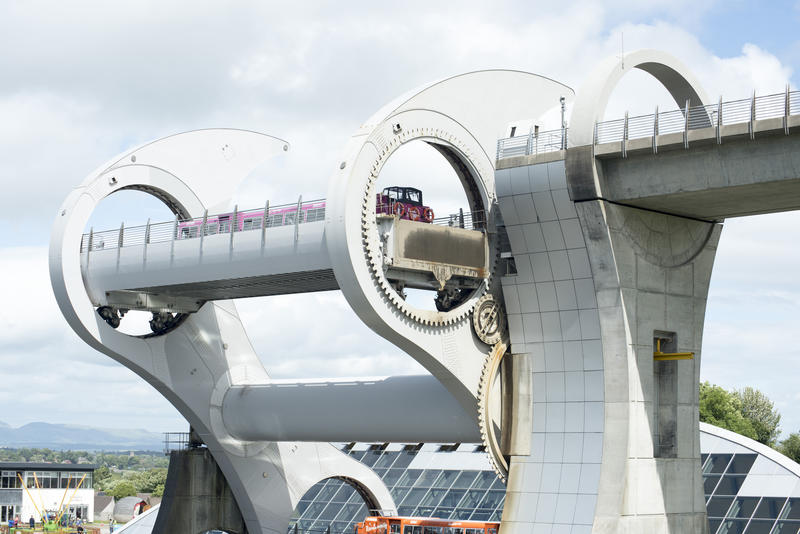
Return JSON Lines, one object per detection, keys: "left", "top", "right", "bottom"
{"left": 51, "top": 50, "right": 722, "bottom": 533}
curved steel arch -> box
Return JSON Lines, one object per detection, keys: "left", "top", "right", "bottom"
{"left": 49, "top": 129, "right": 394, "bottom": 534}
{"left": 569, "top": 49, "right": 711, "bottom": 147}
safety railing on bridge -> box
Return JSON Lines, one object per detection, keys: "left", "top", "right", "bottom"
{"left": 494, "top": 87, "right": 800, "bottom": 160}
{"left": 80, "top": 197, "right": 325, "bottom": 253}
{"left": 594, "top": 86, "right": 800, "bottom": 145}
{"left": 431, "top": 208, "right": 484, "bottom": 231}
{"left": 81, "top": 200, "right": 486, "bottom": 253}
{"left": 496, "top": 128, "right": 567, "bottom": 160}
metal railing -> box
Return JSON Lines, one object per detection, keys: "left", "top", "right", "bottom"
{"left": 80, "top": 197, "right": 324, "bottom": 253}
{"left": 494, "top": 87, "right": 799, "bottom": 160}
{"left": 163, "top": 432, "right": 191, "bottom": 454}
{"left": 431, "top": 209, "right": 484, "bottom": 230}
{"left": 594, "top": 87, "right": 800, "bottom": 146}
{"left": 496, "top": 127, "right": 567, "bottom": 160}
{"left": 82, "top": 202, "right": 486, "bottom": 253}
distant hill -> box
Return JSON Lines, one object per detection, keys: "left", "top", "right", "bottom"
{"left": 0, "top": 421, "right": 164, "bottom": 451}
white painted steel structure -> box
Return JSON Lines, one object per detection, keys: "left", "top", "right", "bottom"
{"left": 50, "top": 129, "right": 395, "bottom": 534}
{"left": 52, "top": 71, "right": 570, "bottom": 534}
{"left": 51, "top": 49, "right": 800, "bottom": 534}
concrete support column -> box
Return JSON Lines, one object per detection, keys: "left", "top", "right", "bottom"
{"left": 580, "top": 198, "right": 719, "bottom": 533}
{"left": 496, "top": 154, "right": 720, "bottom": 533}
{"left": 154, "top": 448, "right": 246, "bottom": 534}
{"left": 496, "top": 157, "right": 605, "bottom": 534}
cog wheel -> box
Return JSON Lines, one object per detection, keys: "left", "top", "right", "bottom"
{"left": 358, "top": 126, "right": 498, "bottom": 327}
{"left": 477, "top": 341, "right": 509, "bottom": 482}
{"left": 472, "top": 294, "right": 506, "bottom": 345}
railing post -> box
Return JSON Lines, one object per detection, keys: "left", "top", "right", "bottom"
{"left": 496, "top": 139, "right": 501, "bottom": 160}
{"left": 229, "top": 204, "right": 238, "bottom": 256}
{"left": 526, "top": 128, "right": 533, "bottom": 156}
{"left": 716, "top": 96, "right": 723, "bottom": 145}
{"left": 170, "top": 215, "right": 178, "bottom": 266}
{"left": 261, "top": 200, "right": 269, "bottom": 253}
{"left": 86, "top": 228, "right": 93, "bottom": 267}
{"left": 593, "top": 120, "right": 598, "bottom": 145}
{"left": 143, "top": 218, "right": 151, "bottom": 267}
{"left": 621, "top": 111, "right": 628, "bottom": 158}
{"left": 683, "top": 99, "right": 690, "bottom": 149}
{"left": 652, "top": 105, "right": 659, "bottom": 154}
{"left": 117, "top": 222, "right": 124, "bottom": 269}
{"left": 199, "top": 209, "right": 208, "bottom": 259}
{"left": 785, "top": 84, "right": 790, "bottom": 135}
{"left": 294, "top": 195, "right": 302, "bottom": 244}
{"left": 749, "top": 90, "right": 756, "bottom": 140}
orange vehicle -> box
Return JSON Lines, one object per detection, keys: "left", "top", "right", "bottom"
{"left": 355, "top": 516, "right": 499, "bottom": 534}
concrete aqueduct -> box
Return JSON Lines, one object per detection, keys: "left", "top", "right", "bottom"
{"left": 50, "top": 49, "right": 800, "bottom": 533}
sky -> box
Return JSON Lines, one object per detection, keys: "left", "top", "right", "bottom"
{"left": 1, "top": 1, "right": 800, "bottom": 438}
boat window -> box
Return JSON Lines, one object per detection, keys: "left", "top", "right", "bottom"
{"left": 405, "top": 189, "right": 421, "bottom": 204}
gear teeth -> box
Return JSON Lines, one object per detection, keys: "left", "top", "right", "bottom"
{"left": 359, "top": 127, "right": 499, "bottom": 328}
{"left": 477, "top": 343, "right": 508, "bottom": 482}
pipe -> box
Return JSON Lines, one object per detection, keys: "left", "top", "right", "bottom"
{"left": 222, "top": 375, "right": 481, "bottom": 443}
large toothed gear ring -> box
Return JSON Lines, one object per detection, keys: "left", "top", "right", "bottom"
{"left": 477, "top": 342, "right": 509, "bottom": 482}
{"left": 359, "top": 128, "right": 497, "bottom": 327}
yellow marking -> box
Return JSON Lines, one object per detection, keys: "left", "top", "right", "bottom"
{"left": 57, "top": 473, "right": 87, "bottom": 526}
{"left": 654, "top": 338, "right": 694, "bottom": 360}
{"left": 17, "top": 473, "right": 46, "bottom": 523}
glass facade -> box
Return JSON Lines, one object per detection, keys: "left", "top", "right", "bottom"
{"left": 25, "top": 471, "right": 92, "bottom": 489}
{"left": 290, "top": 445, "right": 800, "bottom": 534}
{"left": 703, "top": 453, "right": 800, "bottom": 534}
{"left": 290, "top": 445, "right": 505, "bottom": 534}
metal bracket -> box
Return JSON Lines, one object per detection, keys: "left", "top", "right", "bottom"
{"left": 653, "top": 338, "right": 694, "bottom": 361}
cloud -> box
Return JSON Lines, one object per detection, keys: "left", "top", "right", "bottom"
{"left": 0, "top": 246, "right": 184, "bottom": 430}
{"left": 702, "top": 212, "right": 800, "bottom": 436}
{"left": 1, "top": 2, "right": 799, "bottom": 434}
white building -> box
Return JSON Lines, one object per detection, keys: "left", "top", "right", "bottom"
{"left": 0, "top": 463, "right": 94, "bottom": 524}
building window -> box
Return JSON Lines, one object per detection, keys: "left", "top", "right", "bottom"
{"left": 0, "top": 471, "right": 21, "bottom": 489}
{"left": 59, "top": 472, "right": 92, "bottom": 489}
{"left": 27, "top": 471, "right": 59, "bottom": 489}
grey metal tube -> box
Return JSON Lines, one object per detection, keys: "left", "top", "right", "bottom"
{"left": 222, "top": 375, "right": 481, "bottom": 443}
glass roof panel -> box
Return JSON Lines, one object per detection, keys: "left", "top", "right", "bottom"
{"left": 743, "top": 519, "right": 777, "bottom": 534}
{"left": 451, "top": 471, "right": 480, "bottom": 489}
{"left": 753, "top": 497, "right": 786, "bottom": 519}
{"left": 728, "top": 455, "right": 757, "bottom": 475}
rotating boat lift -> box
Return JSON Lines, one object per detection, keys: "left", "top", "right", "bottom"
{"left": 51, "top": 51, "right": 728, "bottom": 533}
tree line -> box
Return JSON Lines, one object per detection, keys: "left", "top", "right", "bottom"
{"left": 700, "top": 382, "right": 800, "bottom": 463}
{"left": 0, "top": 448, "right": 168, "bottom": 470}
{"left": 0, "top": 448, "right": 168, "bottom": 499}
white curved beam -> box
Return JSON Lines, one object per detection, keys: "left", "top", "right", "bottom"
{"left": 49, "top": 129, "right": 394, "bottom": 534}
{"left": 326, "top": 71, "right": 575, "bottom": 416}
{"left": 569, "top": 49, "right": 711, "bottom": 147}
